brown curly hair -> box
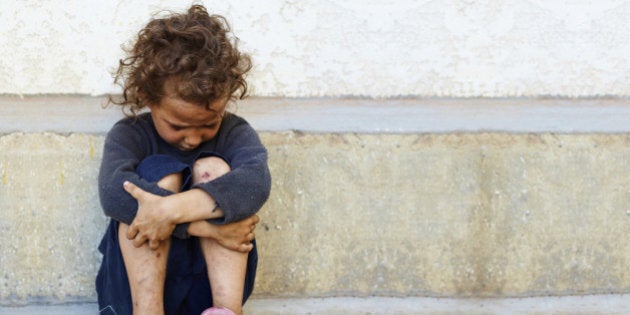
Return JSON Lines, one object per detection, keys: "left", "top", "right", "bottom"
{"left": 109, "top": 5, "right": 251, "bottom": 116}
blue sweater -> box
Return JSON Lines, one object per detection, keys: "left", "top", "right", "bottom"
{"left": 98, "top": 112, "right": 271, "bottom": 239}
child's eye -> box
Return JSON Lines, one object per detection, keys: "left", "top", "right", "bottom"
{"left": 171, "top": 125, "right": 185, "bottom": 131}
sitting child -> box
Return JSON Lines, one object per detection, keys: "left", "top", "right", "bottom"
{"left": 96, "top": 5, "right": 271, "bottom": 315}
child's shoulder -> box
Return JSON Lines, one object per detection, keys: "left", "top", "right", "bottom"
{"left": 220, "top": 112, "right": 259, "bottom": 135}
{"left": 222, "top": 112, "right": 249, "bottom": 128}
{"left": 112, "top": 112, "right": 152, "bottom": 128}
{"left": 107, "top": 112, "right": 153, "bottom": 137}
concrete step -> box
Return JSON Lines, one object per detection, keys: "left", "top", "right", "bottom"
{"left": 3, "top": 132, "right": 630, "bottom": 300}
{"left": 1, "top": 295, "right": 629, "bottom": 314}
{"left": 1, "top": 97, "right": 629, "bottom": 303}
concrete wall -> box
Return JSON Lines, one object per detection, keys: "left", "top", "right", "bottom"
{"left": 258, "top": 132, "right": 630, "bottom": 298}
{"left": 1, "top": 0, "right": 629, "bottom": 308}
{"left": 1, "top": 0, "right": 629, "bottom": 97}
{"left": 1, "top": 127, "right": 629, "bottom": 304}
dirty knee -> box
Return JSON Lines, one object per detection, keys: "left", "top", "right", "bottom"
{"left": 192, "top": 156, "right": 230, "bottom": 184}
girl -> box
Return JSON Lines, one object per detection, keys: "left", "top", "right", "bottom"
{"left": 96, "top": 5, "right": 270, "bottom": 315}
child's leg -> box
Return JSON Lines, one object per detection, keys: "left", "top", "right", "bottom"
{"left": 118, "top": 224, "right": 170, "bottom": 315}
{"left": 194, "top": 156, "right": 248, "bottom": 315}
{"left": 201, "top": 239, "right": 248, "bottom": 314}
{"left": 118, "top": 173, "right": 182, "bottom": 315}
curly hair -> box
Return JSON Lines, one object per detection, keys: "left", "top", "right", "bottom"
{"left": 109, "top": 5, "right": 251, "bottom": 116}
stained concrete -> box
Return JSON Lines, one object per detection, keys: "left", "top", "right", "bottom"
{"left": 2, "top": 294, "right": 630, "bottom": 314}
{"left": 0, "top": 133, "right": 105, "bottom": 303}
{"left": 1, "top": 132, "right": 629, "bottom": 305}
{"left": 1, "top": 97, "right": 629, "bottom": 134}
{"left": 256, "top": 133, "right": 630, "bottom": 298}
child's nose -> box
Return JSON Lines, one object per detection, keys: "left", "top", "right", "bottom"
{"left": 185, "top": 133, "right": 202, "bottom": 147}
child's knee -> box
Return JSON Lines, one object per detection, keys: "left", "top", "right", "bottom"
{"left": 156, "top": 172, "right": 183, "bottom": 192}
{"left": 136, "top": 154, "right": 189, "bottom": 191}
{"left": 192, "top": 156, "right": 230, "bottom": 184}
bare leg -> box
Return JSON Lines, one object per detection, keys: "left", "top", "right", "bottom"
{"left": 201, "top": 238, "right": 248, "bottom": 314}
{"left": 194, "top": 156, "right": 248, "bottom": 315}
{"left": 119, "top": 173, "right": 181, "bottom": 315}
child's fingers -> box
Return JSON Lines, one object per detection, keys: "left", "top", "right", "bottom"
{"left": 122, "top": 181, "right": 141, "bottom": 199}
{"left": 246, "top": 214, "right": 259, "bottom": 231}
{"left": 239, "top": 242, "right": 254, "bottom": 253}
{"left": 126, "top": 223, "right": 139, "bottom": 240}
{"left": 149, "top": 239, "right": 160, "bottom": 250}
{"left": 132, "top": 234, "right": 148, "bottom": 248}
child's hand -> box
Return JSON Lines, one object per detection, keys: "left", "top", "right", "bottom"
{"left": 123, "top": 181, "right": 176, "bottom": 249}
{"left": 214, "top": 214, "right": 259, "bottom": 252}
{"left": 188, "top": 215, "right": 259, "bottom": 252}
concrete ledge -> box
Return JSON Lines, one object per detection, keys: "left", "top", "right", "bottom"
{"left": 1, "top": 96, "right": 629, "bottom": 305}
{"left": 2, "top": 295, "right": 630, "bottom": 315}
{"left": 0, "top": 96, "right": 629, "bottom": 133}
{"left": 1, "top": 132, "right": 629, "bottom": 305}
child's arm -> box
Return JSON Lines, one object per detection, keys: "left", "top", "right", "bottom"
{"left": 121, "top": 174, "right": 263, "bottom": 250}
{"left": 121, "top": 115, "right": 270, "bottom": 247}
{"left": 188, "top": 215, "right": 258, "bottom": 252}
{"left": 193, "top": 115, "right": 272, "bottom": 224}
{"left": 98, "top": 117, "right": 185, "bottom": 235}
{"left": 121, "top": 182, "right": 224, "bottom": 248}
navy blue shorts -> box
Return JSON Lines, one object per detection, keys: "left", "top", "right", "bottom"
{"left": 95, "top": 155, "right": 257, "bottom": 315}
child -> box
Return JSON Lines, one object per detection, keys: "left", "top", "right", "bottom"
{"left": 96, "top": 5, "right": 271, "bottom": 315}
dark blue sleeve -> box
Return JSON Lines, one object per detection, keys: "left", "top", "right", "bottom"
{"left": 98, "top": 119, "right": 191, "bottom": 239}
{"left": 192, "top": 115, "right": 271, "bottom": 224}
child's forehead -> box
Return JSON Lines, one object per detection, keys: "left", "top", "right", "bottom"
{"left": 206, "top": 98, "right": 228, "bottom": 112}
{"left": 162, "top": 78, "right": 227, "bottom": 111}
{"left": 158, "top": 95, "right": 225, "bottom": 123}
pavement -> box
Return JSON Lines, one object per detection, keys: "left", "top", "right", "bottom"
{"left": 1, "top": 295, "right": 629, "bottom": 314}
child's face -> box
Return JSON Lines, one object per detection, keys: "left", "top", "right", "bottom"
{"left": 149, "top": 96, "right": 226, "bottom": 151}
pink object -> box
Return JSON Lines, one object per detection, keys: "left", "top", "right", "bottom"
{"left": 201, "top": 306, "right": 237, "bottom": 315}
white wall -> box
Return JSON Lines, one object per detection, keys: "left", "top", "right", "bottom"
{"left": 1, "top": 0, "right": 628, "bottom": 98}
